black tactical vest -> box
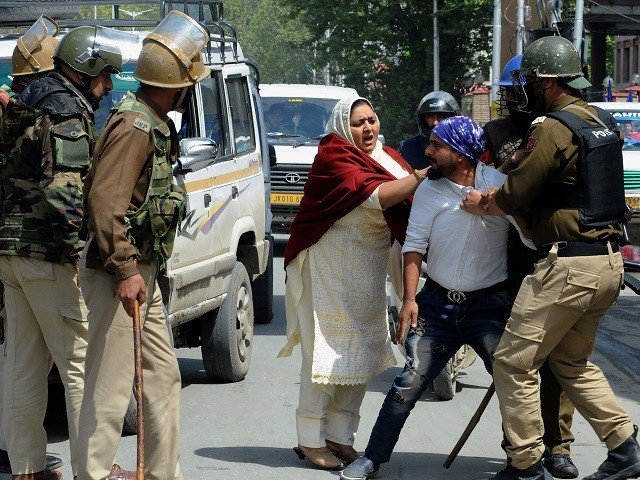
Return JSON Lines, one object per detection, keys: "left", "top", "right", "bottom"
{"left": 537, "top": 106, "right": 626, "bottom": 228}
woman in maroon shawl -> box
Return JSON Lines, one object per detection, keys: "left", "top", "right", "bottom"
{"left": 278, "top": 96, "right": 430, "bottom": 470}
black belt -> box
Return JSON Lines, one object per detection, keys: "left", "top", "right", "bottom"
{"left": 537, "top": 240, "right": 619, "bottom": 258}
{"left": 424, "top": 277, "right": 508, "bottom": 304}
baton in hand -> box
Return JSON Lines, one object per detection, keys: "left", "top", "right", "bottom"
{"left": 133, "top": 300, "right": 145, "bottom": 480}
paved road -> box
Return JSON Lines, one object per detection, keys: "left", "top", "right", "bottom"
{"left": 14, "top": 242, "right": 640, "bottom": 480}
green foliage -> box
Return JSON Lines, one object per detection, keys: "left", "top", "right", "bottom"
{"left": 279, "top": 0, "right": 492, "bottom": 145}
{"left": 605, "top": 35, "right": 615, "bottom": 79}
{"left": 223, "top": 0, "right": 313, "bottom": 84}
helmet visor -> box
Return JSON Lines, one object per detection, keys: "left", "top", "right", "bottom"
{"left": 146, "top": 10, "right": 209, "bottom": 81}
{"left": 511, "top": 70, "right": 529, "bottom": 110}
{"left": 19, "top": 15, "right": 59, "bottom": 54}
{"left": 76, "top": 26, "right": 139, "bottom": 71}
{"left": 17, "top": 15, "right": 59, "bottom": 69}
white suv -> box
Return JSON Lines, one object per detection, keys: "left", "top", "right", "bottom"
{"left": 260, "top": 84, "right": 358, "bottom": 233}
{"left": 0, "top": 1, "right": 273, "bottom": 388}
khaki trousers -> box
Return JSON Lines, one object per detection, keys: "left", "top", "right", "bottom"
{"left": 0, "top": 256, "right": 88, "bottom": 475}
{"left": 77, "top": 261, "right": 182, "bottom": 480}
{"left": 494, "top": 244, "right": 634, "bottom": 469}
{"left": 539, "top": 360, "right": 575, "bottom": 455}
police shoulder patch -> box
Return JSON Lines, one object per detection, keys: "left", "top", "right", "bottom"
{"left": 531, "top": 116, "right": 547, "bottom": 125}
{"left": 524, "top": 137, "right": 538, "bottom": 153}
{"left": 133, "top": 117, "right": 151, "bottom": 133}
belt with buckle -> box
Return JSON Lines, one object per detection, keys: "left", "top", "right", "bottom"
{"left": 537, "top": 240, "right": 619, "bottom": 258}
{"left": 424, "top": 277, "right": 508, "bottom": 304}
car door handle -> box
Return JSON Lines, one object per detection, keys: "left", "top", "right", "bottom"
{"left": 232, "top": 186, "right": 239, "bottom": 199}
{"left": 204, "top": 194, "right": 212, "bottom": 207}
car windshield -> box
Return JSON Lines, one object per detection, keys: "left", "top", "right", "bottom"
{"left": 610, "top": 111, "right": 640, "bottom": 151}
{"left": 262, "top": 96, "right": 340, "bottom": 145}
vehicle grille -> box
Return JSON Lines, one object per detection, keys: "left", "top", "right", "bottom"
{"left": 271, "top": 163, "right": 311, "bottom": 193}
{"left": 625, "top": 170, "right": 640, "bottom": 191}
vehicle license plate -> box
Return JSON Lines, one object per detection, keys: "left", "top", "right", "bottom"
{"left": 271, "top": 193, "right": 303, "bottom": 205}
{"left": 626, "top": 196, "right": 640, "bottom": 212}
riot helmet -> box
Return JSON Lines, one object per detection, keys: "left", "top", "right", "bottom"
{"left": 12, "top": 16, "right": 59, "bottom": 77}
{"left": 54, "top": 26, "right": 135, "bottom": 77}
{"left": 417, "top": 91, "right": 460, "bottom": 140}
{"left": 134, "top": 10, "right": 211, "bottom": 88}
{"left": 512, "top": 36, "right": 590, "bottom": 114}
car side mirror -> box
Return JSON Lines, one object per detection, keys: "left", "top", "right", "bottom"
{"left": 268, "top": 143, "right": 277, "bottom": 168}
{"left": 177, "top": 138, "right": 218, "bottom": 172}
{"left": 379, "top": 134, "right": 386, "bottom": 145}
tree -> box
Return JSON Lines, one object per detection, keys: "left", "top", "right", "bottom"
{"left": 281, "top": 0, "right": 493, "bottom": 145}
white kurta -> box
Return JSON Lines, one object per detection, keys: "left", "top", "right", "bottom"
{"left": 279, "top": 148, "right": 408, "bottom": 386}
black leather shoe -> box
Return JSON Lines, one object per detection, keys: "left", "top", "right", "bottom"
{"left": 583, "top": 426, "right": 640, "bottom": 480}
{"left": 340, "top": 456, "right": 380, "bottom": 480}
{"left": 0, "top": 450, "right": 63, "bottom": 474}
{"left": 487, "top": 460, "right": 553, "bottom": 480}
{"left": 543, "top": 454, "right": 578, "bottom": 479}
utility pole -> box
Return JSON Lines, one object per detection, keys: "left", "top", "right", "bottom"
{"left": 491, "top": 0, "right": 502, "bottom": 105}
{"left": 433, "top": 0, "right": 440, "bottom": 91}
{"left": 573, "top": 0, "right": 584, "bottom": 52}
{"left": 516, "top": 0, "right": 525, "bottom": 55}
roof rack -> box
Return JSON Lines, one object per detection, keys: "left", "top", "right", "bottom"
{"left": 0, "top": 0, "right": 240, "bottom": 63}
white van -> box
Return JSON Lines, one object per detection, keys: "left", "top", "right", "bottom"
{"left": 0, "top": 0, "right": 273, "bottom": 388}
{"left": 260, "top": 84, "right": 358, "bottom": 233}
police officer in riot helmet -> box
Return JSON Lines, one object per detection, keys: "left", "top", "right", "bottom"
{"left": 0, "top": 23, "right": 126, "bottom": 480}
{"left": 465, "top": 36, "right": 639, "bottom": 480}
{"left": 77, "top": 11, "right": 211, "bottom": 480}
{"left": 398, "top": 91, "right": 460, "bottom": 169}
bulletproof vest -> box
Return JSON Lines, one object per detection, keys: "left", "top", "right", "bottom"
{"left": 0, "top": 75, "right": 94, "bottom": 263}
{"left": 117, "top": 92, "right": 186, "bottom": 264}
{"left": 536, "top": 106, "right": 626, "bottom": 228}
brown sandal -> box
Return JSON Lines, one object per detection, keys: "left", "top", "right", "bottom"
{"left": 326, "top": 439, "right": 359, "bottom": 465}
{"left": 293, "top": 445, "right": 345, "bottom": 470}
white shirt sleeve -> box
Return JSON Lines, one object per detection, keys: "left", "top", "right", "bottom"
{"left": 363, "top": 185, "right": 383, "bottom": 210}
{"left": 402, "top": 181, "right": 438, "bottom": 255}
{"left": 506, "top": 215, "right": 536, "bottom": 250}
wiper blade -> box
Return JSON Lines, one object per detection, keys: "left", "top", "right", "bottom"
{"left": 267, "top": 132, "right": 303, "bottom": 138}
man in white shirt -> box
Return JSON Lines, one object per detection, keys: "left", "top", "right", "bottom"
{"left": 341, "top": 116, "right": 535, "bottom": 480}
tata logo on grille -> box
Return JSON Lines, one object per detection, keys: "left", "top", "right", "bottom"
{"left": 285, "top": 173, "right": 301, "bottom": 184}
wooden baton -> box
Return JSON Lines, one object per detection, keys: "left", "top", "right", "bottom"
{"left": 133, "top": 300, "right": 145, "bottom": 480}
{"left": 443, "top": 382, "right": 496, "bottom": 469}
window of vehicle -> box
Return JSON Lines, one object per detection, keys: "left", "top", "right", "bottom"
{"left": 200, "top": 75, "right": 230, "bottom": 156}
{"left": 611, "top": 111, "right": 640, "bottom": 151}
{"left": 226, "top": 77, "right": 255, "bottom": 155}
{"left": 262, "top": 96, "right": 339, "bottom": 146}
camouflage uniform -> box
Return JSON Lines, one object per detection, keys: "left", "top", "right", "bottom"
{"left": 0, "top": 71, "right": 93, "bottom": 476}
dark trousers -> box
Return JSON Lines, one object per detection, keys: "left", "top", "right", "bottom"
{"left": 364, "top": 283, "right": 511, "bottom": 463}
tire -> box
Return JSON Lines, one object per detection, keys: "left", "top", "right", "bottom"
{"left": 200, "top": 262, "right": 254, "bottom": 382}
{"left": 0, "top": 1, "right": 80, "bottom": 22}
{"left": 122, "top": 390, "right": 137, "bottom": 436}
{"left": 252, "top": 236, "right": 273, "bottom": 324}
{"left": 433, "top": 359, "right": 455, "bottom": 401}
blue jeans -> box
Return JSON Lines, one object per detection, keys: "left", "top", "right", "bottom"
{"left": 364, "top": 283, "right": 511, "bottom": 463}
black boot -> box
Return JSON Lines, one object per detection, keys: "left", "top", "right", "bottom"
{"left": 583, "top": 426, "right": 640, "bottom": 480}
{"left": 487, "top": 459, "right": 553, "bottom": 480}
{"left": 542, "top": 449, "right": 579, "bottom": 479}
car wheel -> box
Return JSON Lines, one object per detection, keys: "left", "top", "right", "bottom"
{"left": 433, "top": 359, "right": 455, "bottom": 401}
{"left": 252, "top": 236, "right": 273, "bottom": 324}
{"left": 0, "top": 1, "right": 80, "bottom": 22}
{"left": 200, "top": 261, "right": 254, "bottom": 382}
{"left": 122, "top": 390, "right": 137, "bottom": 436}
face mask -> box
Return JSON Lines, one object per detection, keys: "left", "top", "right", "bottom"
{"left": 507, "top": 103, "right": 536, "bottom": 136}
{"left": 522, "top": 80, "right": 547, "bottom": 118}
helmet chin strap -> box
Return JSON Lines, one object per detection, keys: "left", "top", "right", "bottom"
{"left": 173, "top": 87, "right": 191, "bottom": 114}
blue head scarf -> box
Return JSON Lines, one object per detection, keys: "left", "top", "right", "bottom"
{"left": 432, "top": 116, "right": 485, "bottom": 161}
